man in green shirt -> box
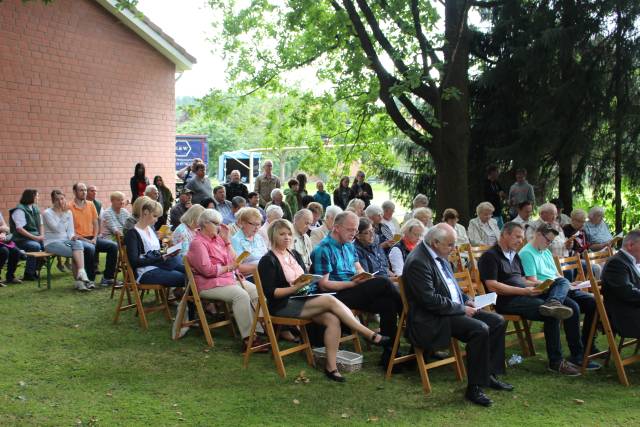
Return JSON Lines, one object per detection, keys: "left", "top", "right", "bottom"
{"left": 519, "top": 224, "right": 600, "bottom": 371}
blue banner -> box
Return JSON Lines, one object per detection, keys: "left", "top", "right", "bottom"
{"left": 175, "top": 135, "right": 208, "bottom": 172}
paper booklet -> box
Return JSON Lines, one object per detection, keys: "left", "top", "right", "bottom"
{"left": 350, "top": 271, "right": 379, "bottom": 281}
{"left": 165, "top": 243, "right": 181, "bottom": 256}
{"left": 235, "top": 250, "right": 251, "bottom": 263}
{"left": 535, "top": 279, "right": 555, "bottom": 292}
{"left": 293, "top": 274, "right": 323, "bottom": 287}
{"left": 570, "top": 280, "right": 591, "bottom": 290}
{"left": 474, "top": 292, "right": 497, "bottom": 310}
{"left": 291, "top": 292, "right": 336, "bottom": 299}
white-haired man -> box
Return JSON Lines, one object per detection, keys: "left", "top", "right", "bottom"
{"left": 310, "top": 205, "right": 342, "bottom": 248}
{"left": 224, "top": 169, "right": 249, "bottom": 201}
{"left": 526, "top": 202, "right": 571, "bottom": 257}
{"left": 404, "top": 223, "right": 510, "bottom": 407}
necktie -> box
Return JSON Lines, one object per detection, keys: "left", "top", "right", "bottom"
{"left": 436, "top": 257, "right": 464, "bottom": 303}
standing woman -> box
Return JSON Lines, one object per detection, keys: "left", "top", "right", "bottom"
{"left": 130, "top": 163, "right": 149, "bottom": 204}
{"left": 296, "top": 173, "right": 308, "bottom": 207}
{"left": 10, "top": 189, "right": 44, "bottom": 281}
{"left": 153, "top": 176, "right": 173, "bottom": 231}
{"left": 42, "top": 190, "right": 90, "bottom": 291}
{"left": 351, "top": 171, "right": 373, "bottom": 207}
{"left": 258, "top": 219, "right": 390, "bottom": 382}
{"left": 333, "top": 176, "right": 353, "bottom": 210}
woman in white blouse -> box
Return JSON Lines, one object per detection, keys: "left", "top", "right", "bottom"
{"left": 441, "top": 208, "right": 469, "bottom": 247}
{"left": 468, "top": 202, "right": 501, "bottom": 247}
{"left": 42, "top": 190, "right": 90, "bottom": 291}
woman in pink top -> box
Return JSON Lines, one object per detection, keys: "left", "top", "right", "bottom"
{"left": 186, "top": 209, "right": 266, "bottom": 353}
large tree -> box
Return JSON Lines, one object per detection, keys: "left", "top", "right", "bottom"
{"left": 211, "top": 0, "right": 486, "bottom": 218}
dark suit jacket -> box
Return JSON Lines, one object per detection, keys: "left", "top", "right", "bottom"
{"left": 402, "top": 242, "right": 468, "bottom": 351}
{"left": 602, "top": 251, "right": 640, "bottom": 337}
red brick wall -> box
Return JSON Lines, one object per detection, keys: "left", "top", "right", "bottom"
{"left": 0, "top": 0, "right": 176, "bottom": 218}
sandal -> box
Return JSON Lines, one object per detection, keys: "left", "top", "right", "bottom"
{"left": 325, "top": 369, "right": 346, "bottom": 383}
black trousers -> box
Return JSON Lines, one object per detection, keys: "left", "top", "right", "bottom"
{"left": 334, "top": 277, "right": 401, "bottom": 339}
{"left": 0, "top": 244, "right": 21, "bottom": 280}
{"left": 449, "top": 310, "right": 506, "bottom": 387}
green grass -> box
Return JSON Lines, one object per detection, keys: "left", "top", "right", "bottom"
{"left": 2, "top": 265, "right": 640, "bottom": 426}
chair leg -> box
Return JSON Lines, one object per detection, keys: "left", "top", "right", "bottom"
{"left": 385, "top": 319, "right": 405, "bottom": 379}
{"left": 512, "top": 320, "right": 529, "bottom": 357}
{"left": 243, "top": 310, "right": 260, "bottom": 369}
{"left": 582, "top": 314, "right": 599, "bottom": 374}
{"left": 134, "top": 290, "right": 149, "bottom": 330}
{"left": 415, "top": 348, "right": 432, "bottom": 395}
{"left": 298, "top": 326, "right": 315, "bottom": 368}
{"left": 452, "top": 339, "right": 466, "bottom": 380}
{"left": 522, "top": 319, "right": 536, "bottom": 357}
{"left": 352, "top": 332, "right": 362, "bottom": 354}
{"left": 265, "top": 319, "right": 286, "bottom": 378}
{"left": 161, "top": 289, "right": 172, "bottom": 322}
{"left": 113, "top": 285, "right": 127, "bottom": 324}
{"left": 197, "top": 299, "right": 214, "bottom": 347}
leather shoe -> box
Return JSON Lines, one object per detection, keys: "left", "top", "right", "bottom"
{"left": 242, "top": 336, "right": 269, "bottom": 353}
{"left": 370, "top": 333, "right": 391, "bottom": 347}
{"left": 489, "top": 375, "right": 514, "bottom": 391}
{"left": 465, "top": 385, "right": 493, "bottom": 407}
{"left": 325, "top": 369, "right": 347, "bottom": 383}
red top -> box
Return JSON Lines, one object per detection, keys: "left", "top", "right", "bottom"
{"left": 136, "top": 180, "right": 147, "bottom": 197}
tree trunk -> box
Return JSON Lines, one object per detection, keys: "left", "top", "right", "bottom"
{"left": 437, "top": 0, "right": 471, "bottom": 222}
{"left": 558, "top": 152, "right": 573, "bottom": 213}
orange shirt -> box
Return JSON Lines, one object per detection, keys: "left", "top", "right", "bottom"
{"left": 70, "top": 200, "right": 98, "bottom": 238}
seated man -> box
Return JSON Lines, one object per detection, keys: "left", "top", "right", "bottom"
{"left": 224, "top": 169, "right": 249, "bottom": 201}
{"left": 602, "top": 230, "right": 640, "bottom": 338}
{"left": 100, "top": 191, "right": 131, "bottom": 241}
{"left": 519, "top": 224, "right": 599, "bottom": 370}
{"left": 311, "top": 211, "right": 401, "bottom": 369}
{"left": 247, "top": 191, "right": 266, "bottom": 223}
{"left": 212, "top": 186, "right": 235, "bottom": 225}
{"left": 69, "top": 183, "right": 118, "bottom": 287}
{"left": 404, "top": 223, "right": 511, "bottom": 407}
{"left": 512, "top": 201, "right": 534, "bottom": 233}
{"left": 170, "top": 189, "right": 193, "bottom": 229}
{"left": 478, "top": 222, "right": 582, "bottom": 376}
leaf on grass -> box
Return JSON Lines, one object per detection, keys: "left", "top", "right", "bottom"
{"left": 294, "top": 371, "right": 310, "bottom": 384}
{"left": 176, "top": 411, "right": 183, "bottom": 416}
{"left": 73, "top": 324, "right": 80, "bottom": 328}
{"left": 387, "top": 408, "right": 395, "bottom": 414}
{"left": 293, "top": 399, "right": 300, "bottom": 405}
{"left": 203, "top": 348, "right": 210, "bottom": 353}
{"left": 523, "top": 401, "right": 530, "bottom": 407}
{"left": 15, "top": 395, "right": 26, "bottom": 401}
{"left": 367, "top": 416, "right": 379, "bottom": 422}
{"left": 341, "top": 413, "right": 350, "bottom": 419}
{"left": 172, "top": 403, "right": 179, "bottom": 407}
{"left": 105, "top": 391, "right": 113, "bottom": 397}
{"left": 573, "top": 399, "right": 585, "bottom": 405}
{"left": 18, "top": 381, "right": 26, "bottom": 387}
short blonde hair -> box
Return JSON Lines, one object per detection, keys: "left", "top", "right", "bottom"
{"left": 413, "top": 207, "right": 433, "bottom": 225}
{"left": 131, "top": 196, "right": 152, "bottom": 218}
{"left": 110, "top": 191, "right": 125, "bottom": 202}
{"left": 180, "top": 204, "right": 205, "bottom": 227}
{"left": 139, "top": 198, "right": 162, "bottom": 217}
{"left": 268, "top": 219, "right": 294, "bottom": 247}
{"left": 475, "top": 201, "right": 495, "bottom": 216}
{"left": 237, "top": 207, "right": 262, "bottom": 224}
{"left": 346, "top": 198, "right": 365, "bottom": 212}
{"left": 307, "top": 202, "right": 323, "bottom": 217}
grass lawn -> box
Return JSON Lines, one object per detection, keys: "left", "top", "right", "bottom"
{"left": 2, "top": 265, "right": 640, "bottom": 426}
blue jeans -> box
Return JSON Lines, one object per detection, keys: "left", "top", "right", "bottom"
{"left": 139, "top": 265, "right": 186, "bottom": 287}
{"left": 79, "top": 238, "right": 118, "bottom": 280}
{"left": 15, "top": 239, "right": 44, "bottom": 276}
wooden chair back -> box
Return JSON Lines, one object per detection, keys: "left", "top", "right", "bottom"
{"left": 112, "top": 234, "right": 172, "bottom": 329}
{"left": 465, "top": 244, "right": 490, "bottom": 295}
{"left": 554, "top": 254, "right": 586, "bottom": 282}
{"left": 454, "top": 270, "right": 476, "bottom": 298}
{"left": 448, "top": 247, "right": 466, "bottom": 273}
{"left": 584, "top": 248, "right": 613, "bottom": 284}
{"left": 172, "top": 257, "right": 236, "bottom": 347}
{"left": 243, "top": 268, "right": 314, "bottom": 378}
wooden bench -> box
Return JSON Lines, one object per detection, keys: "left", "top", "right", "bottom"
{"left": 25, "top": 251, "right": 55, "bottom": 289}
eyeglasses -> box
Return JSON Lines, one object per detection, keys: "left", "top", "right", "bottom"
{"left": 359, "top": 229, "right": 374, "bottom": 235}
{"left": 209, "top": 220, "right": 220, "bottom": 226}
{"left": 542, "top": 234, "right": 555, "bottom": 244}
{"left": 247, "top": 221, "right": 261, "bottom": 227}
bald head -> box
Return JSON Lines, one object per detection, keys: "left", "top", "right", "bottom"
{"left": 425, "top": 223, "right": 457, "bottom": 258}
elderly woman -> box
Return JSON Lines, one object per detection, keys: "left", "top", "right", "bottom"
{"left": 333, "top": 176, "right": 354, "bottom": 210}
{"left": 10, "top": 189, "right": 45, "bottom": 281}
{"left": 365, "top": 204, "right": 395, "bottom": 250}
{"left": 468, "top": 202, "right": 501, "bottom": 247}
{"left": 388, "top": 219, "right": 424, "bottom": 276}
{"left": 153, "top": 176, "right": 173, "bottom": 231}
{"left": 0, "top": 211, "right": 22, "bottom": 285}
{"left": 265, "top": 188, "right": 293, "bottom": 222}
{"left": 563, "top": 208, "right": 602, "bottom": 280}
{"left": 381, "top": 200, "right": 400, "bottom": 235}
{"left": 442, "top": 208, "right": 469, "bottom": 247}
{"left": 292, "top": 209, "right": 314, "bottom": 270}
{"left": 310, "top": 205, "right": 342, "bottom": 248}
{"left": 403, "top": 193, "right": 429, "bottom": 222}
{"left": 412, "top": 207, "right": 434, "bottom": 234}
{"left": 355, "top": 217, "right": 392, "bottom": 278}
{"left": 100, "top": 191, "right": 131, "bottom": 241}
{"left": 258, "top": 219, "right": 389, "bottom": 382}
{"left": 186, "top": 209, "right": 265, "bottom": 352}
{"left": 231, "top": 207, "right": 269, "bottom": 278}
{"left": 42, "top": 190, "right": 90, "bottom": 291}
{"left": 124, "top": 198, "right": 185, "bottom": 287}
{"left": 306, "top": 202, "right": 324, "bottom": 231}
{"left": 172, "top": 204, "right": 206, "bottom": 257}
{"left": 258, "top": 205, "right": 283, "bottom": 246}
{"left": 584, "top": 206, "right": 613, "bottom": 251}
{"left": 346, "top": 198, "right": 365, "bottom": 217}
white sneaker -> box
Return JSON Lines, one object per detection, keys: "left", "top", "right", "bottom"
{"left": 172, "top": 315, "right": 190, "bottom": 339}
{"left": 77, "top": 269, "right": 89, "bottom": 283}
{"left": 85, "top": 281, "right": 96, "bottom": 290}
{"left": 75, "top": 280, "right": 89, "bottom": 292}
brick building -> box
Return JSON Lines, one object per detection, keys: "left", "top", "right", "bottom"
{"left": 0, "top": 0, "right": 196, "bottom": 216}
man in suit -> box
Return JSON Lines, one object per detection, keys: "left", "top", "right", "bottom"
{"left": 602, "top": 230, "right": 640, "bottom": 338}
{"left": 403, "top": 223, "right": 511, "bottom": 407}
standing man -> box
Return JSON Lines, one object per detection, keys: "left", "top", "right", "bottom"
{"left": 313, "top": 181, "right": 331, "bottom": 212}
{"left": 254, "top": 160, "right": 281, "bottom": 208}
{"left": 69, "top": 183, "right": 118, "bottom": 288}
{"left": 224, "top": 169, "right": 249, "bottom": 201}
{"left": 484, "top": 165, "right": 506, "bottom": 228}
{"left": 404, "top": 223, "right": 511, "bottom": 407}
{"left": 508, "top": 168, "right": 535, "bottom": 219}
{"left": 185, "top": 163, "right": 213, "bottom": 205}
{"left": 212, "top": 186, "right": 235, "bottom": 225}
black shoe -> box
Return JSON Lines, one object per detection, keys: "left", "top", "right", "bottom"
{"left": 489, "top": 375, "right": 514, "bottom": 391}
{"left": 465, "top": 385, "right": 493, "bottom": 407}
{"left": 22, "top": 274, "right": 38, "bottom": 282}
{"left": 325, "top": 369, "right": 346, "bottom": 383}
{"left": 370, "top": 333, "right": 391, "bottom": 347}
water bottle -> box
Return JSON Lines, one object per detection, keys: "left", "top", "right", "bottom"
{"left": 508, "top": 354, "right": 523, "bottom": 366}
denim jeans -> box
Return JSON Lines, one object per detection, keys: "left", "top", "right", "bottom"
{"left": 139, "top": 264, "right": 186, "bottom": 287}
{"left": 15, "top": 239, "right": 44, "bottom": 276}
{"left": 79, "top": 238, "right": 118, "bottom": 280}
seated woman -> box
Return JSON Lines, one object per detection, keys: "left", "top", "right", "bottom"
{"left": 42, "top": 190, "right": 90, "bottom": 291}
{"left": 388, "top": 219, "right": 424, "bottom": 276}
{"left": 265, "top": 189, "right": 292, "bottom": 222}
{"left": 468, "top": 202, "right": 501, "bottom": 247}
{"left": 310, "top": 205, "right": 342, "bottom": 248}
{"left": 412, "top": 207, "right": 434, "bottom": 236}
{"left": 231, "top": 208, "right": 268, "bottom": 279}
{"left": 124, "top": 198, "right": 185, "bottom": 287}
{"left": 584, "top": 206, "right": 614, "bottom": 251}
{"left": 123, "top": 196, "right": 151, "bottom": 235}
{"left": 258, "top": 205, "right": 283, "bottom": 246}
{"left": 10, "top": 189, "right": 44, "bottom": 281}
{"left": 345, "top": 198, "right": 365, "bottom": 217}
{"left": 172, "top": 205, "right": 206, "bottom": 257}
{"left": 354, "top": 217, "right": 393, "bottom": 278}
{"left": 442, "top": 208, "right": 469, "bottom": 247}
{"left": 258, "top": 219, "right": 390, "bottom": 382}
{"left": 364, "top": 204, "right": 395, "bottom": 251}
{"left": 306, "top": 202, "right": 324, "bottom": 232}
{"left": 0, "top": 211, "right": 22, "bottom": 286}
{"left": 186, "top": 209, "right": 266, "bottom": 353}
{"left": 100, "top": 191, "right": 131, "bottom": 241}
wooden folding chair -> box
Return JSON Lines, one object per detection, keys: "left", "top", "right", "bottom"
{"left": 581, "top": 249, "right": 640, "bottom": 385}
{"left": 385, "top": 277, "right": 466, "bottom": 395}
{"left": 465, "top": 244, "right": 490, "bottom": 296}
{"left": 243, "top": 268, "right": 315, "bottom": 378}
{"left": 448, "top": 246, "right": 466, "bottom": 273}
{"left": 113, "top": 235, "right": 172, "bottom": 329}
{"left": 110, "top": 237, "right": 128, "bottom": 300}
{"left": 172, "top": 257, "right": 236, "bottom": 347}
{"left": 554, "top": 254, "right": 586, "bottom": 283}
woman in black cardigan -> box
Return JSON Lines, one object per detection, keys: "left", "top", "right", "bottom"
{"left": 258, "top": 219, "right": 389, "bottom": 382}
